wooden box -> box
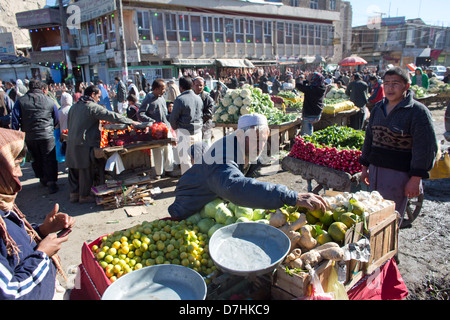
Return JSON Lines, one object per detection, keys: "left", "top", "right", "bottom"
{"left": 272, "top": 191, "right": 399, "bottom": 298}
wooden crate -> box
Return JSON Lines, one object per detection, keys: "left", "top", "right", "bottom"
{"left": 271, "top": 260, "right": 333, "bottom": 299}
{"left": 272, "top": 192, "right": 399, "bottom": 298}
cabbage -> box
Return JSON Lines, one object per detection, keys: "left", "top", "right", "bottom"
{"left": 337, "top": 88, "right": 346, "bottom": 94}
{"left": 197, "top": 218, "right": 215, "bottom": 233}
{"left": 208, "top": 223, "right": 225, "bottom": 237}
{"left": 235, "top": 206, "right": 253, "bottom": 220}
{"left": 240, "top": 106, "right": 250, "bottom": 115}
{"left": 334, "top": 93, "right": 342, "bottom": 99}
{"left": 233, "top": 97, "right": 243, "bottom": 107}
{"left": 329, "top": 88, "right": 337, "bottom": 94}
{"left": 256, "top": 219, "right": 270, "bottom": 224}
{"left": 215, "top": 107, "right": 223, "bottom": 114}
{"left": 225, "top": 216, "right": 237, "bottom": 225}
{"left": 228, "top": 202, "right": 237, "bottom": 214}
{"left": 222, "top": 97, "right": 232, "bottom": 107}
{"left": 231, "top": 90, "right": 241, "bottom": 100}
{"left": 240, "top": 89, "right": 251, "bottom": 98}
{"left": 186, "top": 212, "right": 202, "bottom": 224}
{"left": 252, "top": 209, "right": 266, "bottom": 221}
{"left": 204, "top": 198, "right": 224, "bottom": 218}
{"left": 236, "top": 217, "right": 250, "bottom": 223}
{"left": 227, "top": 105, "right": 239, "bottom": 115}
{"left": 215, "top": 204, "right": 234, "bottom": 224}
{"left": 220, "top": 114, "right": 229, "bottom": 122}
{"left": 243, "top": 97, "right": 252, "bottom": 106}
{"left": 326, "top": 92, "right": 335, "bottom": 99}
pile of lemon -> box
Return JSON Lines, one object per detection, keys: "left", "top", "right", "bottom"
{"left": 91, "top": 219, "right": 216, "bottom": 283}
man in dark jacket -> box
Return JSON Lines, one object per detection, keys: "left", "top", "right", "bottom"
{"left": 0, "top": 79, "right": 14, "bottom": 128}
{"left": 360, "top": 67, "right": 438, "bottom": 226}
{"left": 296, "top": 72, "right": 327, "bottom": 136}
{"left": 193, "top": 77, "right": 215, "bottom": 145}
{"left": 168, "top": 114, "right": 326, "bottom": 219}
{"left": 11, "top": 80, "right": 60, "bottom": 194}
{"left": 346, "top": 73, "right": 369, "bottom": 130}
{"left": 169, "top": 77, "right": 203, "bottom": 174}
{"left": 114, "top": 77, "right": 127, "bottom": 114}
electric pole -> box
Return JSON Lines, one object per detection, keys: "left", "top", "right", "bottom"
{"left": 116, "top": 0, "right": 128, "bottom": 82}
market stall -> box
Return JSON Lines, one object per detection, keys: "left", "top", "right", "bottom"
{"left": 70, "top": 189, "right": 407, "bottom": 300}
{"left": 89, "top": 122, "right": 176, "bottom": 209}
{"left": 213, "top": 85, "right": 302, "bottom": 149}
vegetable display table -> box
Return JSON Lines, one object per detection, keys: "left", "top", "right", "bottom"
{"left": 94, "top": 138, "right": 175, "bottom": 182}
{"left": 315, "top": 108, "right": 359, "bottom": 131}
{"left": 281, "top": 156, "right": 362, "bottom": 193}
{"left": 214, "top": 118, "right": 302, "bottom": 149}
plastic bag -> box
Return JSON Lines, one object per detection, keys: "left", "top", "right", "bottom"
{"left": 326, "top": 262, "right": 349, "bottom": 300}
{"left": 300, "top": 266, "right": 334, "bottom": 300}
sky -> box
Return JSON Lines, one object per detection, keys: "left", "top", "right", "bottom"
{"left": 347, "top": 0, "right": 450, "bottom": 27}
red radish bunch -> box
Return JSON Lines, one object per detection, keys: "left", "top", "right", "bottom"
{"left": 288, "top": 136, "right": 362, "bottom": 175}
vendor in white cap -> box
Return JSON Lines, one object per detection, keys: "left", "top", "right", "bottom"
{"left": 168, "top": 113, "right": 326, "bottom": 219}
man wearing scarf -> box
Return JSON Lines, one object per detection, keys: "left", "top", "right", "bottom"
{"left": 0, "top": 128, "right": 75, "bottom": 299}
{"left": 65, "top": 85, "right": 140, "bottom": 204}
{"left": 295, "top": 72, "right": 327, "bottom": 136}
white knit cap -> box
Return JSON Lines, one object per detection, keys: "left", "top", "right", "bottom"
{"left": 237, "top": 113, "right": 268, "bottom": 129}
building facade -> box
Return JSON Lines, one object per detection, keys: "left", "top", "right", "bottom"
{"left": 352, "top": 17, "right": 450, "bottom": 71}
{"left": 16, "top": 0, "right": 352, "bottom": 84}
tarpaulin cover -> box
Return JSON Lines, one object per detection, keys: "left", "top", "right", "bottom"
{"left": 347, "top": 258, "right": 408, "bottom": 300}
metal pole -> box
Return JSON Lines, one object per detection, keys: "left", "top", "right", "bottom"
{"left": 58, "top": 0, "right": 73, "bottom": 84}
{"left": 116, "top": 0, "right": 128, "bottom": 82}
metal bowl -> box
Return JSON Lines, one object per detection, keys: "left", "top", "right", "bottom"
{"left": 208, "top": 222, "right": 291, "bottom": 277}
{"left": 101, "top": 264, "right": 207, "bottom": 300}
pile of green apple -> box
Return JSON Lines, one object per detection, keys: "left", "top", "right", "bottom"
{"left": 91, "top": 219, "right": 216, "bottom": 284}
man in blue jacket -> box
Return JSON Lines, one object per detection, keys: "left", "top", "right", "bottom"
{"left": 168, "top": 114, "right": 327, "bottom": 219}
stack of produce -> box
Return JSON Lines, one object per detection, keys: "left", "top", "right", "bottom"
{"left": 415, "top": 78, "right": 450, "bottom": 97}
{"left": 273, "top": 190, "right": 393, "bottom": 272}
{"left": 325, "top": 87, "right": 348, "bottom": 100}
{"left": 99, "top": 122, "right": 170, "bottom": 148}
{"left": 288, "top": 126, "right": 364, "bottom": 175}
{"left": 92, "top": 219, "right": 216, "bottom": 284}
{"left": 322, "top": 100, "right": 356, "bottom": 115}
{"left": 213, "top": 85, "right": 299, "bottom": 125}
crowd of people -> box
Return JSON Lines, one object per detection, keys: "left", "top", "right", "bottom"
{"left": 0, "top": 60, "right": 441, "bottom": 299}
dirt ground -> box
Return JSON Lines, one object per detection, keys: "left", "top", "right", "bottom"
{"left": 15, "top": 103, "right": 449, "bottom": 300}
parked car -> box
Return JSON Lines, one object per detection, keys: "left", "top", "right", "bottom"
{"left": 445, "top": 102, "right": 450, "bottom": 142}
{"left": 429, "top": 65, "right": 446, "bottom": 81}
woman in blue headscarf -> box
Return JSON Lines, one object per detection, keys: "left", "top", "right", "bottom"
{"left": 295, "top": 72, "right": 327, "bottom": 136}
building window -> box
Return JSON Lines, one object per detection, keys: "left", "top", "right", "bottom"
{"left": 310, "top": 0, "right": 319, "bottom": 9}
{"left": 203, "top": 16, "right": 213, "bottom": 42}
{"left": 285, "top": 22, "right": 293, "bottom": 44}
{"left": 179, "top": 14, "right": 190, "bottom": 41}
{"left": 277, "top": 22, "right": 284, "bottom": 44}
{"left": 137, "top": 11, "right": 151, "bottom": 41}
{"left": 330, "top": 0, "right": 336, "bottom": 10}
{"left": 214, "top": 17, "right": 224, "bottom": 42}
{"left": 235, "top": 19, "right": 244, "bottom": 43}
{"left": 109, "top": 15, "right": 116, "bottom": 42}
{"left": 308, "top": 24, "right": 314, "bottom": 45}
{"left": 191, "top": 15, "right": 202, "bottom": 42}
{"left": 328, "top": 25, "right": 335, "bottom": 45}
{"left": 293, "top": 23, "right": 300, "bottom": 45}
{"left": 225, "top": 18, "right": 234, "bottom": 43}
{"left": 81, "top": 23, "right": 88, "bottom": 47}
{"left": 165, "top": 13, "right": 177, "bottom": 41}
{"left": 88, "top": 20, "right": 96, "bottom": 46}
{"left": 315, "top": 24, "right": 321, "bottom": 46}
{"left": 102, "top": 16, "right": 109, "bottom": 43}
{"left": 290, "top": 0, "right": 299, "bottom": 6}
{"left": 151, "top": 12, "right": 164, "bottom": 41}
{"left": 255, "top": 20, "right": 263, "bottom": 43}
{"left": 95, "top": 19, "right": 103, "bottom": 44}
{"left": 245, "top": 19, "right": 254, "bottom": 43}
{"left": 264, "top": 21, "right": 272, "bottom": 44}
{"left": 301, "top": 23, "right": 307, "bottom": 45}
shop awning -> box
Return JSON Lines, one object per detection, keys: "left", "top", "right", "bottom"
{"left": 171, "top": 58, "right": 215, "bottom": 66}
{"left": 216, "top": 59, "right": 255, "bottom": 68}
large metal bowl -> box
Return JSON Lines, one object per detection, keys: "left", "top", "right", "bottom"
{"left": 101, "top": 264, "right": 207, "bottom": 300}
{"left": 208, "top": 222, "right": 291, "bottom": 277}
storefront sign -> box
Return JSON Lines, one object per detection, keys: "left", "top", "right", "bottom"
{"left": 75, "top": 0, "right": 116, "bottom": 23}
{"left": 76, "top": 55, "right": 90, "bottom": 65}
{"left": 141, "top": 44, "right": 158, "bottom": 55}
